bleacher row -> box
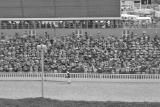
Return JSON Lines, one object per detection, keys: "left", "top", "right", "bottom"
{"left": 0, "top": 30, "right": 160, "bottom": 74}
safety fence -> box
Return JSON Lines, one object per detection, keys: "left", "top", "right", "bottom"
{"left": 0, "top": 73, "right": 160, "bottom": 80}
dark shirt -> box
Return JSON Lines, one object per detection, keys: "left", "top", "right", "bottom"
{"left": 66, "top": 72, "right": 70, "bottom": 78}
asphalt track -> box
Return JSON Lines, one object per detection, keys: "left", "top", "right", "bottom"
{"left": 0, "top": 79, "right": 160, "bottom": 102}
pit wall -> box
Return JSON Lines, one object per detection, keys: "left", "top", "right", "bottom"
{"left": 1, "top": 28, "right": 160, "bottom": 38}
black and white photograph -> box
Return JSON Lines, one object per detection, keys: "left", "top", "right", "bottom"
{"left": 0, "top": 0, "right": 160, "bottom": 107}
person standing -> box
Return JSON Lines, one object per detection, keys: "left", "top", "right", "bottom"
{"left": 66, "top": 71, "right": 71, "bottom": 84}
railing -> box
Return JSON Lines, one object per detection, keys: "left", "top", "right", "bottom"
{"left": 70, "top": 73, "right": 160, "bottom": 79}
{"left": 0, "top": 73, "right": 160, "bottom": 80}
{"left": 0, "top": 23, "right": 160, "bottom": 29}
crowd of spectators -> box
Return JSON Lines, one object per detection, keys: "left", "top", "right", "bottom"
{"left": 0, "top": 30, "right": 160, "bottom": 74}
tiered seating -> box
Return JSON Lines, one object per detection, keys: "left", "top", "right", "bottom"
{"left": 0, "top": 31, "right": 160, "bottom": 74}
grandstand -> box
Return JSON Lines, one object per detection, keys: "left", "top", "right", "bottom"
{"left": 1, "top": 28, "right": 160, "bottom": 74}
{"left": 1, "top": 0, "right": 160, "bottom": 104}
{"left": 0, "top": 0, "right": 160, "bottom": 74}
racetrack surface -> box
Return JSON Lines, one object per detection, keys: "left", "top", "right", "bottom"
{"left": 0, "top": 80, "right": 160, "bottom": 102}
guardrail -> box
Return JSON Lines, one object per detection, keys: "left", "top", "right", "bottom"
{"left": 0, "top": 73, "right": 160, "bottom": 81}
{"left": 70, "top": 73, "right": 160, "bottom": 79}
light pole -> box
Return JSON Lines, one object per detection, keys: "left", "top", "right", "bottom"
{"left": 37, "top": 44, "right": 47, "bottom": 98}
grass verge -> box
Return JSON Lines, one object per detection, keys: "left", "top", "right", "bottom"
{"left": 0, "top": 97, "right": 159, "bottom": 107}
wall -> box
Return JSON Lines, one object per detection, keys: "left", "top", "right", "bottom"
{"left": 0, "top": 0, "right": 120, "bottom": 18}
